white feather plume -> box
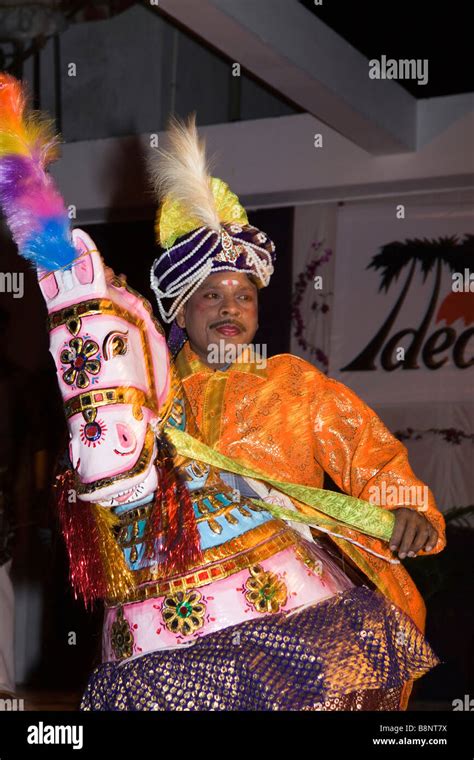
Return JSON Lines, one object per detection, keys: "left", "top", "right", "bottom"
{"left": 146, "top": 112, "right": 221, "bottom": 232}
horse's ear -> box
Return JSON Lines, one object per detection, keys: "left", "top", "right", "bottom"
{"left": 74, "top": 254, "right": 94, "bottom": 284}
{"left": 39, "top": 228, "right": 106, "bottom": 303}
{"left": 41, "top": 272, "right": 59, "bottom": 300}
{"left": 71, "top": 228, "right": 103, "bottom": 285}
{"left": 72, "top": 228, "right": 100, "bottom": 256}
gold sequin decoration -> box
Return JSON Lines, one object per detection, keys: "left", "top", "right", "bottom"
{"left": 107, "top": 522, "right": 296, "bottom": 604}
{"left": 161, "top": 589, "right": 206, "bottom": 635}
{"left": 110, "top": 607, "right": 134, "bottom": 660}
{"left": 244, "top": 564, "right": 288, "bottom": 614}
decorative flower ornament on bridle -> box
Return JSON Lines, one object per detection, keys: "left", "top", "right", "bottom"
{"left": 147, "top": 114, "right": 276, "bottom": 326}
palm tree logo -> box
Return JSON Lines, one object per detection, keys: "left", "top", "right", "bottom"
{"left": 341, "top": 233, "right": 474, "bottom": 371}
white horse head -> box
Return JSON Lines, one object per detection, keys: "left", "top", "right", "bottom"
{"left": 39, "top": 229, "right": 170, "bottom": 506}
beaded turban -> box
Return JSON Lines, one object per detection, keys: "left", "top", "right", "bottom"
{"left": 147, "top": 114, "right": 276, "bottom": 335}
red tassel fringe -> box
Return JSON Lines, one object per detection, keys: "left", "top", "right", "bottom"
{"left": 55, "top": 469, "right": 107, "bottom": 608}
{"left": 143, "top": 435, "right": 203, "bottom": 578}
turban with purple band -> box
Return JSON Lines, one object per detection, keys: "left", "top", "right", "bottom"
{"left": 151, "top": 221, "right": 275, "bottom": 311}
{"left": 147, "top": 115, "right": 276, "bottom": 353}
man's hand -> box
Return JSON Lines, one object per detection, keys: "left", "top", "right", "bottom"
{"left": 390, "top": 507, "right": 438, "bottom": 559}
{"left": 103, "top": 263, "right": 127, "bottom": 286}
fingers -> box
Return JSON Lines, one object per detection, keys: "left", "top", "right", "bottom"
{"left": 390, "top": 508, "right": 439, "bottom": 558}
{"left": 408, "top": 523, "right": 431, "bottom": 556}
{"left": 425, "top": 525, "right": 438, "bottom": 553}
{"left": 389, "top": 510, "right": 407, "bottom": 553}
{"left": 104, "top": 266, "right": 114, "bottom": 284}
{"left": 406, "top": 519, "right": 438, "bottom": 555}
{"left": 398, "top": 518, "right": 418, "bottom": 559}
{"left": 104, "top": 267, "right": 126, "bottom": 286}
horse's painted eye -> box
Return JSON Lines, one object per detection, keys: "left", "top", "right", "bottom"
{"left": 102, "top": 330, "right": 128, "bottom": 360}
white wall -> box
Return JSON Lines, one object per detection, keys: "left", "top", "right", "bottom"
{"left": 49, "top": 107, "right": 474, "bottom": 225}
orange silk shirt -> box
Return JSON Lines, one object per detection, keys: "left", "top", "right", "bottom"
{"left": 174, "top": 341, "right": 446, "bottom": 639}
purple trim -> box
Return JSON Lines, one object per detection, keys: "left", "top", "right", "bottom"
{"left": 168, "top": 321, "right": 188, "bottom": 357}
{"left": 153, "top": 223, "right": 276, "bottom": 293}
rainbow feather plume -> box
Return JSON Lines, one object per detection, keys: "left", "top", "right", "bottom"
{"left": 0, "top": 72, "right": 76, "bottom": 271}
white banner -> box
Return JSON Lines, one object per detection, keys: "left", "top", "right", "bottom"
{"left": 330, "top": 201, "right": 474, "bottom": 404}
{"left": 290, "top": 203, "right": 337, "bottom": 372}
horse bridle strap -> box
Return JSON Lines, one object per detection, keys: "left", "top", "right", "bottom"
{"left": 48, "top": 298, "right": 158, "bottom": 346}
{"left": 64, "top": 386, "right": 158, "bottom": 421}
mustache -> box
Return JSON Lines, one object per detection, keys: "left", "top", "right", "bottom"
{"left": 210, "top": 319, "right": 246, "bottom": 331}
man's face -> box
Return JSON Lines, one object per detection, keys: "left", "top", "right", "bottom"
{"left": 176, "top": 271, "right": 258, "bottom": 368}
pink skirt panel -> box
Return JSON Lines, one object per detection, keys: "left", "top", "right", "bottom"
{"left": 102, "top": 539, "right": 355, "bottom": 664}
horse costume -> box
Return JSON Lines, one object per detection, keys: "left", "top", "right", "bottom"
{"left": 0, "top": 74, "right": 440, "bottom": 710}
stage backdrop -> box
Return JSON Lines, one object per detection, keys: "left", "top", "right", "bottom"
{"left": 291, "top": 198, "right": 474, "bottom": 519}
{"left": 290, "top": 203, "right": 337, "bottom": 373}
{"left": 330, "top": 202, "right": 473, "bottom": 405}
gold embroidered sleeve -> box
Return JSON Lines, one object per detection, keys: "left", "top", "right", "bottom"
{"left": 311, "top": 376, "right": 446, "bottom": 556}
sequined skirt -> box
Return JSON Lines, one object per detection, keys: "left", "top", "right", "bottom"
{"left": 80, "top": 586, "right": 439, "bottom": 711}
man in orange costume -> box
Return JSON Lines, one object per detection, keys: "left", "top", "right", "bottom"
{"left": 144, "top": 115, "right": 446, "bottom": 709}
{"left": 168, "top": 273, "right": 445, "bottom": 710}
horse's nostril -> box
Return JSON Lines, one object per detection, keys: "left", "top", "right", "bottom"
{"left": 116, "top": 423, "right": 136, "bottom": 450}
